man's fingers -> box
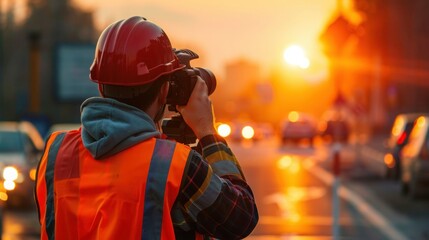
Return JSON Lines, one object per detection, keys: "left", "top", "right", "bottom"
{"left": 193, "top": 78, "right": 208, "bottom": 96}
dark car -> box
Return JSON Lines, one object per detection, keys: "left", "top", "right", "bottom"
{"left": 384, "top": 113, "right": 422, "bottom": 180}
{"left": 280, "top": 111, "right": 317, "bottom": 146}
{"left": 319, "top": 119, "right": 350, "bottom": 143}
{"left": 318, "top": 109, "right": 350, "bottom": 143}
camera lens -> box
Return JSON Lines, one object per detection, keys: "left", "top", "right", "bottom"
{"left": 195, "top": 67, "right": 216, "bottom": 95}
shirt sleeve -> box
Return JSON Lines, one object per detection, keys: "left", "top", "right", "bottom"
{"left": 176, "top": 134, "right": 259, "bottom": 239}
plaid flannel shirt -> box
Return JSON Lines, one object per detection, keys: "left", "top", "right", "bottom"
{"left": 174, "top": 134, "right": 259, "bottom": 239}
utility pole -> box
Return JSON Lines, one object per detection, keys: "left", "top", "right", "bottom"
{"left": 332, "top": 2, "right": 343, "bottom": 239}
{"left": 332, "top": 142, "right": 341, "bottom": 240}
{"left": 28, "top": 31, "right": 41, "bottom": 113}
{"left": 0, "top": 0, "right": 4, "bottom": 120}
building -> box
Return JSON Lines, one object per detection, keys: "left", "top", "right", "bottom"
{"left": 321, "top": 0, "right": 429, "bottom": 133}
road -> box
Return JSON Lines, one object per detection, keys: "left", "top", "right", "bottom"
{"left": 2, "top": 207, "right": 39, "bottom": 240}
{"left": 230, "top": 138, "right": 429, "bottom": 240}
{"left": 2, "top": 137, "right": 429, "bottom": 239}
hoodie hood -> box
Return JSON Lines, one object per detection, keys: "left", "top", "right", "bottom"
{"left": 80, "top": 97, "right": 161, "bottom": 159}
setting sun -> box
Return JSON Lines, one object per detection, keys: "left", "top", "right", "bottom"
{"left": 283, "top": 45, "right": 310, "bottom": 69}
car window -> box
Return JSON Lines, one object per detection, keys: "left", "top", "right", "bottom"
{"left": 404, "top": 118, "right": 428, "bottom": 157}
{"left": 0, "top": 131, "right": 25, "bottom": 153}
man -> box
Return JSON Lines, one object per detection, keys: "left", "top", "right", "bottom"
{"left": 35, "top": 16, "right": 258, "bottom": 239}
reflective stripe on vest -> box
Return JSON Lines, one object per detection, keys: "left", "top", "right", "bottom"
{"left": 36, "top": 131, "right": 66, "bottom": 240}
{"left": 36, "top": 129, "right": 200, "bottom": 240}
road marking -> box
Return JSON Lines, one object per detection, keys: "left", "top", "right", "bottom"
{"left": 303, "top": 159, "right": 409, "bottom": 240}
{"left": 258, "top": 215, "right": 355, "bottom": 226}
{"left": 247, "top": 235, "right": 333, "bottom": 240}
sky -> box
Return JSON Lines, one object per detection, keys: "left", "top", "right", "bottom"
{"left": 73, "top": 0, "right": 348, "bottom": 78}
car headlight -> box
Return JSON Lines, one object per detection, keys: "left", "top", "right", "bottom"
{"left": 3, "top": 181, "right": 15, "bottom": 191}
{"left": 3, "top": 166, "right": 18, "bottom": 181}
{"left": 217, "top": 123, "right": 232, "bottom": 138}
{"left": 242, "top": 126, "right": 255, "bottom": 140}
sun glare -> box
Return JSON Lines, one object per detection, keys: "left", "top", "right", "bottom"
{"left": 283, "top": 45, "right": 310, "bottom": 69}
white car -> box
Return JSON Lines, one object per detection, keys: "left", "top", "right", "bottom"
{"left": 384, "top": 113, "right": 422, "bottom": 180}
{"left": 216, "top": 121, "right": 273, "bottom": 142}
{"left": 0, "top": 121, "right": 44, "bottom": 207}
{"left": 400, "top": 115, "right": 429, "bottom": 199}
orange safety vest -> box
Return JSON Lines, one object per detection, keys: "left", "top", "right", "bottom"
{"left": 35, "top": 129, "right": 205, "bottom": 240}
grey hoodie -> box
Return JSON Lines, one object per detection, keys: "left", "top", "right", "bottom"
{"left": 80, "top": 97, "right": 161, "bottom": 159}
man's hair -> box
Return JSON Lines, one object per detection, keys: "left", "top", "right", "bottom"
{"left": 101, "top": 75, "right": 170, "bottom": 111}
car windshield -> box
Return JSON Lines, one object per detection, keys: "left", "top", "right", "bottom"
{"left": 0, "top": 131, "right": 26, "bottom": 153}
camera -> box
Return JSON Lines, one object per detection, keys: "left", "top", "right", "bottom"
{"left": 166, "top": 49, "right": 216, "bottom": 106}
{"left": 162, "top": 49, "right": 217, "bottom": 145}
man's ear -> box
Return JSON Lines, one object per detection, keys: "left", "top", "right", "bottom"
{"left": 158, "top": 81, "right": 170, "bottom": 105}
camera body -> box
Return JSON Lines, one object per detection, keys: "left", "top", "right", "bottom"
{"left": 166, "top": 49, "right": 216, "bottom": 106}
{"left": 166, "top": 68, "right": 199, "bottom": 106}
{"left": 162, "top": 49, "right": 216, "bottom": 145}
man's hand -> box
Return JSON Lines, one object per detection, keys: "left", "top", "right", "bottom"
{"left": 176, "top": 77, "right": 216, "bottom": 140}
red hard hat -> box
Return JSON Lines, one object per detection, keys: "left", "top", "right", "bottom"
{"left": 90, "top": 16, "right": 185, "bottom": 86}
